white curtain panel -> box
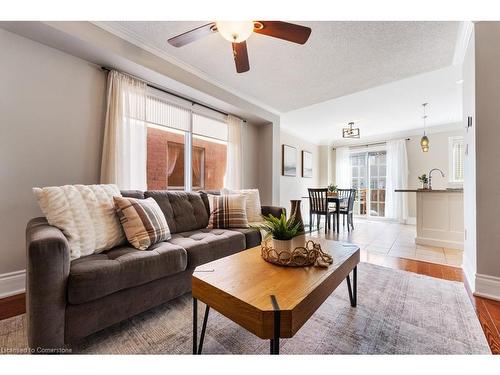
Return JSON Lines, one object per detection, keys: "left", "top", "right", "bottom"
{"left": 335, "top": 146, "right": 352, "bottom": 188}
{"left": 225, "top": 115, "right": 243, "bottom": 190}
{"left": 385, "top": 139, "right": 409, "bottom": 222}
{"left": 100, "top": 71, "right": 148, "bottom": 190}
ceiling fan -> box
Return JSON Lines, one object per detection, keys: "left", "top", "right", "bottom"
{"left": 167, "top": 21, "right": 312, "bottom": 73}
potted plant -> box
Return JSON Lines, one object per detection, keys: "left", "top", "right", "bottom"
{"left": 254, "top": 213, "right": 302, "bottom": 254}
{"left": 418, "top": 174, "right": 429, "bottom": 189}
{"left": 328, "top": 183, "right": 338, "bottom": 195}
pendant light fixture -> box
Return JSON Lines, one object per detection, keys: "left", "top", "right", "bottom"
{"left": 420, "top": 103, "right": 429, "bottom": 152}
{"left": 342, "top": 122, "right": 360, "bottom": 138}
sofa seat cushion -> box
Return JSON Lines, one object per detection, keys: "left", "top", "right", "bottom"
{"left": 168, "top": 229, "right": 246, "bottom": 268}
{"left": 68, "top": 242, "right": 187, "bottom": 304}
{"left": 230, "top": 228, "right": 262, "bottom": 249}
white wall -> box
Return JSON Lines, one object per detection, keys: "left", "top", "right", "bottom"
{"left": 318, "top": 145, "right": 334, "bottom": 187}
{"left": 279, "top": 130, "right": 320, "bottom": 216}
{"left": 406, "top": 129, "right": 464, "bottom": 217}
{"left": 0, "top": 30, "right": 107, "bottom": 280}
{"left": 462, "top": 26, "right": 476, "bottom": 291}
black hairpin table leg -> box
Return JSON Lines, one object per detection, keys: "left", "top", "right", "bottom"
{"left": 346, "top": 266, "right": 357, "bottom": 307}
{"left": 193, "top": 297, "right": 210, "bottom": 354}
{"left": 193, "top": 297, "right": 197, "bottom": 354}
{"left": 270, "top": 295, "right": 280, "bottom": 355}
{"left": 353, "top": 266, "right": 357, "bottom": 307}
{"left": 198, "top": 305, "right": 210, "bottom": 354}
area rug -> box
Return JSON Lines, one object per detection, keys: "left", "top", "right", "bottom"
{"left": 0, "top": 263, "right": 490, "bottom": 354}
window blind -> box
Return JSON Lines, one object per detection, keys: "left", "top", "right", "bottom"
{"left": 146, "top": 95, "right": 191, "bottom": 132}
{"left": 450, "top": 137, "right": 464, "bottom": 182}
{"left": 192, "top": 113, "right": 228, "bottom": 141}
{"left": 453, "top": 140, "right": 464, "bottom": 181}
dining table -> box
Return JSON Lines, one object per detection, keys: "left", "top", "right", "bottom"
{"left": 301, "top": 194, "right": 349, "bottom": 233}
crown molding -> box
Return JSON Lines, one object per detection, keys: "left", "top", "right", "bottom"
{"left": 453, "top": 21, "right": 474, "bottom": 66}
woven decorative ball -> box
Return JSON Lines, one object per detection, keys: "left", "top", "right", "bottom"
{"left": 261, "top": 239, "right": 333, "bottom": 268}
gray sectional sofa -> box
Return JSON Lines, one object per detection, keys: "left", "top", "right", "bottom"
{"left": 26, "top": 190, "right": 284, "bottom": 350}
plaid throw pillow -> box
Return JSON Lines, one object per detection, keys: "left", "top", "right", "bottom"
{"left": 208, "top": 194, "right": 249, "bottom": 229}
{"left": 113, "top": 196, "right": 171, "bottom": 250}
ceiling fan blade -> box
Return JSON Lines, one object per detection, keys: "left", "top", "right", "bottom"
{"left": 254, "top": 21, "right": 311, "bottom": 44}
{"left": 232, "top": 41, "right": 250, "bottom": 73}
{"left": 168, "top": 22, "right": 216, "bottom": 47}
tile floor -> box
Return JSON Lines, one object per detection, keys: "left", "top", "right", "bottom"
{"left": 309, "top": 218, "right": 463, "bottom": 267}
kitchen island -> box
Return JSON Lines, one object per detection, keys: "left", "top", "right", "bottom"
{"left": 395, "top": 189, "right": 464, "bottom": 250}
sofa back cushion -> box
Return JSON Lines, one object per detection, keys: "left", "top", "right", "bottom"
{"left": 120, "top": 190, "right": 145, "bottom": 199}
{"left": 144, "top": 191, "right": 209, "bottom": 234}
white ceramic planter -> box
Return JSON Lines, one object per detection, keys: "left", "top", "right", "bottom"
{"left": 272, "top": 235, "right": 306, "bottom": 255}
{"left": 272, "top": 238, "right": 293, "bottom": 255}
{"left": 291, "top": 234, "right": 306, "bottom": 249}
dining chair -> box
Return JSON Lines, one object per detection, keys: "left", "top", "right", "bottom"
{"left": 335, "top": 188, "right": 356, "bottom": 231}
{"left": 307, "top": 188, "right": 336, "bottom": 234}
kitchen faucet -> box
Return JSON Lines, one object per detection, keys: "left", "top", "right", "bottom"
{"left": 428, "top": 168, "right": 445, "bottom": 190}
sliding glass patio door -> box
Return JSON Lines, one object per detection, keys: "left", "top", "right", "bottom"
{"left": 351, "top": 150, "right": 387, "bottom": 217}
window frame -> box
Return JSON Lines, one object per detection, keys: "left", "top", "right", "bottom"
{"left": 144, "top": 90, "right": 228, "bottom": 192}
{"left": 448, "top": 136, "right": 464, "bottom": 184}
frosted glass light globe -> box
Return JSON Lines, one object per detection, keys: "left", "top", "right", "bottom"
{"left": 216, "top": 21, "right": 254, "bottom": 43}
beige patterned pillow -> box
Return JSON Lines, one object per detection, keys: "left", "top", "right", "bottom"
{"left": 114, "top": 197, "right": 171, "bottom": 250}
{"left": 221, "top": 188, "right": 262, "bottom": 223}
{"left": 207, "top": 194, "right": 249, "bottom": 229}
{"left": 33, "top": 184, "right": 126, "bottom": 260}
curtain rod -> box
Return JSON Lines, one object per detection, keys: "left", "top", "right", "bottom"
{"left": 333, "top": 138, "right": 410, "bottom": 150}
{"left": 101, "top": 67, "right": 246, "bottom": 123}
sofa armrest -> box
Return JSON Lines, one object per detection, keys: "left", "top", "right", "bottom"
{"left": 261, "top": 205, "right": 286, "bottom": 218}
{"left": 26, "top": 217, "right": 70, "bottom": 350}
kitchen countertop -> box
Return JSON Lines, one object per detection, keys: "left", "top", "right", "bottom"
{"left": 394, "top": 189, "right": 463, "bottom": 193}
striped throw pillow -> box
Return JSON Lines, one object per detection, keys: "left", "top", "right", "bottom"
{"left": 113, "top": 196, "right": 171, "bottom": 250}
{"left": 221, "top": 188, "right": 263, "bottom": 223}
{"left": 208, "top": 194, "right": 249, "bottom": 229}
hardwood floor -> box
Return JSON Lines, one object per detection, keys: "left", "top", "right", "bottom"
{"left": 312, "top": 221, "right": 500, "bottom": 354}
{"left": 1, "top": 222, "right": 498, "bottom": 353}
{"left": 0, "top": 293, "right": 25, "bottom": 321}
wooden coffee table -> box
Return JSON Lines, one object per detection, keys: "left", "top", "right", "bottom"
{"left": 191, "top": 239, "right": 360, "bottom": 354}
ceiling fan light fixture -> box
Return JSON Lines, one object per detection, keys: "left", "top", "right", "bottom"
{"left": 215, "top": 21, "right": 254, "bottom": 43}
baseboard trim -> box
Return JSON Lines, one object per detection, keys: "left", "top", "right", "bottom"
{"left": 406, "top": 217, "right": 416, "bottom": 225}
{"left": 0, "top": 270, "right": 26, "bottom": 299}
{"left": 415, "top": 236, "right": 464, "bottom": 250}
{"left": 474, "top": 273, "right": 500, "bottom": 302}
{"left": 462, "top": 254, "right": 476, "bottom": 292}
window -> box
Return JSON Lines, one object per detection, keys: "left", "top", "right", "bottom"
{"left": 145, "top": 88, "right": 228, "bottom": 191}
{"left": 449, "top": 136, "right": 464, "bottom": 183}
{"left": 350, "top": 150, "right": 387, "bottom": 217}
{"left": 192, "top": 113, "right": 227, "bottom": 190}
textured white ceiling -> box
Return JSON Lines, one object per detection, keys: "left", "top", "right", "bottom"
{"left": 98, "top": 21, "right": 459, "bottom": 113}
{"left": 281, "top": 65, "right": 463, "bottom": 145}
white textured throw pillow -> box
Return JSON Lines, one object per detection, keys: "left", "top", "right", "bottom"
{"left": 222, "top": 188, "right": 262, "bottom": 223}
{"left": 33, "top": 184, "right": 126, "bottom": 260}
